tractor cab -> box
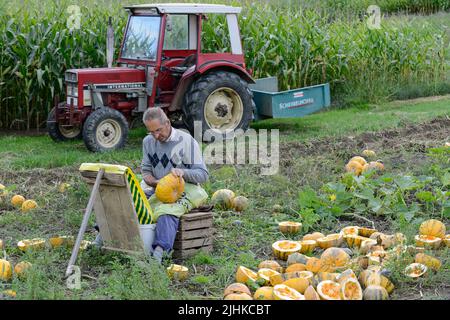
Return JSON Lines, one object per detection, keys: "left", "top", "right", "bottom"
{"left": 48, "top": 3, "right": 255, "bottom": 152}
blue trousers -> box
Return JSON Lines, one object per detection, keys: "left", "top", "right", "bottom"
{"left": 153, "top": 214, "right": 180, "bottom": 252}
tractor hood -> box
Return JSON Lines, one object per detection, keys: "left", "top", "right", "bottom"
{"left": 65, "top": 67, "right": 145, "bottom": 85}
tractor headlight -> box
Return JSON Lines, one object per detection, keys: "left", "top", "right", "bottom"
{"left": 67, "top": 84, "right": 78, "bottom": 97}
{"left": 65, "top": 71, "right": 78, "bottom": 82}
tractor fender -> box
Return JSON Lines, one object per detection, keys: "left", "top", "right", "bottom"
{"left": 169, "top": 63, "right": 254, "bottom": 111}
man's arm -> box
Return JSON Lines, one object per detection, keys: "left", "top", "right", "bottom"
{"left": 181, "top": 138, "right": 209, "bottom": 184}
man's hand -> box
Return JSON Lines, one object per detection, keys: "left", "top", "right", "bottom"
{"left": 171, "top": 168, "right": 184, "bottom": 178}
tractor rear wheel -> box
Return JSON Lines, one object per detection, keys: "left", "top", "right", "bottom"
{"left": 82, "top": 108, "right": 128, "bottom": 152}
{"left": 183, "top": 71, "right": 255, "bottom": 141}
{"left": 47, "top": 107, "right": 82, "bottom": 141}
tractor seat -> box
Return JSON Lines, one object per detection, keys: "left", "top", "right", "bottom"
{"left": 169, "top": 54, "right": 196, "bottom": 75}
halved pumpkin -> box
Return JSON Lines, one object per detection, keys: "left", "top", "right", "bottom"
{"left": 405, "top": 263, "right": 427, "bottom": 278}
{"left": 223, "top": 283, "right": 251, "bottom": 298}
{"left": 359, "top": 239, "right": 378, "bottom": 255}
{"left": 363, "top": 285, "right": 388, "bottom": 300}
{"left": 17, "top": 238, "right": 46, "bottom": 252}
{"left": 302, "top": 232, "right": 325, "bottom": 241}
{"left": 166, "top": 264, "right": 189, "bottom": 281}
{"left": 419, "top": 219, "right": 446, "bottom": 239}
{"left": 272, "top": 284, "right": 305, "bottom": 300}
{"left": 358, "top": 227, "right": 378, "bottom": 238}
{"left": 224, "top": 293, "right": 253, "bottom": 300}
{"left": 269, "top": 271, "right": 312, "bottom": 286}
{"left": 316, "top": 280, "right": 342, "bottom": 300}
{"left": 320, "top": 247, "right": 350, "bottom": 272}
{"left": 304, "top": 285, "right": 320, "bottom": 300}
{"left": 317, "top": 233, "right": 344, "bottom": 249}
{"left": 278, "top": 221, "right": 302, "bottom": 235}
{"left": 341, "top": 278, "right": 363, "bottom": 300}
{"left": 287, "top": 252, "right": 310, "bottom": 265}
{"left": 285, "top": 263, "right": 307, "bottom": 273}
{"left": 313, "top": 272, "right": 339, "bottom": 287}
{"left": 282, "top": 277, "right": 310, "bottom": 294}
{"left": 272, "top": 240, "right": 302, "bottom": 260}
{"left": 345, "top": 234, "right": 370, "bottom": 248}
{"left": 341, "top": 226, "right": 359, "bottom": 236}
{"left": 336, "top": 269, "right": 357, "bottom": 285}
{"left": 257, "top": 268, "right": 280, "bottom": 285}
{"left": 258, "top": 260, "right": 283, "bottom": 273}
{"left": 235, "top": 266, "right": 258, "bottom": 284}
{"left": 414, "top": 235, "right": 442, "bottom": 249}
{"left": 253, "top": 286, "right": 274, "bottom": 300}
{"left": 298, "top": 240, "right": 317, "bottom": 254}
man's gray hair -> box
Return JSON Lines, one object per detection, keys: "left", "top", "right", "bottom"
{"left": 142, "top": 107, "right": 169, "bottom": 124}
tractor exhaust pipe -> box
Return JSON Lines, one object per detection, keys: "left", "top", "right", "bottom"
{"left": 106, "top": 17, "right": 114, "bottom": 68}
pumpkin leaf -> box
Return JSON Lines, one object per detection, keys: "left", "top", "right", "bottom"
{"left": 394, "top": 176, "right": 419, "bottom": 191}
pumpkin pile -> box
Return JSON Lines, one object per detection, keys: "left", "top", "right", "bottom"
{"left": 211, "top": 189, "right": 249, "bottom": 212}
{"left": 0, "top": 183, "right": 38, "bottom": 213}
{"left": 223, "top": 218, "right": 448, "bottom": 300}
{"left": 345, "top": 153, "right": 384, "bottom": 176}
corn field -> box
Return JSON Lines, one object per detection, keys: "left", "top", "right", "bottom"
{"left": 0, "top": 0, "right": 448, "bottom": 130}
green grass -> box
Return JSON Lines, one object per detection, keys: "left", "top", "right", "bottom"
{"left": 252, "top": 95, "right": 450, "bottom": 142}
{"left": 0, "top": 97, "right": 449, "bottom": 300}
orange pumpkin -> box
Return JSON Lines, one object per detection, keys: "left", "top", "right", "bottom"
{"left": 345, "top": 234, "right": 370, "bottom": 248}
{"left": 341, "top": 226, "right": 359, "bottom": 236}
{"left": 258, "top": 260, "right": 283, "bottom": 273}
{"left": 316, "top": 233, "right": 344, "bottom": 249}
{"left": 349, "top": 156, "right": 367, "bottom": 166}
{"left": 224, "top": 293, "right": 253, "bottom": 300}
{"left": 414, "top": 235, "right": 442, "bottom": 249}
{"left": 0, "top": 259, "right": 12, "bottom": 281}
{"left": 285, "top": 263, "right": 307, "bottom": 273}
{"left": 316, "top": 280, "right": 342, "bottom": 300}
{"left": 304, "top": 285, "right": 320, "bottom": 300}
{"left": 272, "top": 284, "right": 305, "bottom": 300}
{"left": 231, "top": 196, "right": 249, "bottom": 212}
{"left": 155, "top": 173, "right": 185, "bottom": 203}
{"left": 414, "top": 253, "right": 441, "bottom": 271}
{"left": 303, "top": 232, "right": 325, "bottom": 241}
{"left": 444, "top": 234, "right": 450, "bottom": 248}
{"left": 235, "top": 266, "right": 258, "bottom": 284}
{"left": 211, "top": 189, "right": 235, "bottom": 209}
{"left": 341, "top": 278, "right": 363, "bottom": 300}
{"left": 223, "top": 283, "right": 251, "bottom": 298}
{"left": 14, "top": 261, "right": 32, "bottom": 280}
{"left": 298, "top": 240, "right": 317, "bottom": 254}
{"left": 253, "top": 286, "right": 274, "bottom": 300}
{"left": 278, "top": 221, "right": 302, "bottom": 234}
{"left": 272, "top": 240, "right": 302, "bottom": 260}
{"left": 419, "top": 219, "right": 446, "bottom": 239}
{"left": 282, "top": 277, "right": 310, "bottom": 294}
{"left": 305, "top": 257, "right": 324, "bottom": 273}
{"left": 269, "top": 271, "right": 312, "bottom": 286}
{"left": 345, "top": 161, "right": 364, "bottom": 176}
{"left": 11, "top": 195, "right": 25, "bottom": 208}
{"left": 358, "top": 227, "right": 377, "bottom": 238}
{"left": 320, "top": 247, "right": 350, "bottom": 272}
{"left": 405, "top": 263, "right": 427, "bottom": 278}
{"left": 257, "top": 268, "right": 281, "bottom": 285}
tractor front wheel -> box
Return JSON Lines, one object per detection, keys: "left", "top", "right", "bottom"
{"left": 183, "top": 71, "right": 255, "bottom": 141}
{"left": 82, "top": 108, "right": 128, "bottom": 152}
{"left": 47, "top": 107, "right": 82, "bottom": 141}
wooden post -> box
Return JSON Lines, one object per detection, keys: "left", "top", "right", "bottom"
{"left": 65, "top": 169, "right": 104, "bottom": 278}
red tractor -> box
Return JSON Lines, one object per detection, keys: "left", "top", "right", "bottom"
{"left": 47, "top": 3, "right": 255, "bottom": 152}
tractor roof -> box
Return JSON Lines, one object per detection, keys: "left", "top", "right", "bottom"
{"left": 124, "top": 3, "right": 242, "bottom": 14}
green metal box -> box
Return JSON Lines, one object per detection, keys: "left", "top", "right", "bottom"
{"left": 249, "top": 77, "right": 331, "bottom": 119}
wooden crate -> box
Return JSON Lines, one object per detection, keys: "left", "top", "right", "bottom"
{"left": 173, "top": 211, "right": 214, "bottom": 259}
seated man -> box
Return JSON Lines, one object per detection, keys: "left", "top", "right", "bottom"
{"left": 140, "top": 107, "right": 209, "bottom": 263}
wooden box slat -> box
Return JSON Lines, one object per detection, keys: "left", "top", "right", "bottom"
{"left": 180, "top": 211, "right": 213, "bottom": 221}
{"left": 173, "top": 237, "right": 212, "bottom": 250}
{"left": 172, "top": 245, "right": 213, "bottom": 259}
{"left": 81, "top": 171, "right": 127, "bottom": 187}
{"left": 175, "top": 228, "right": 212, "bottom": 240}
{"left": 179, "top": 218, "right": 213, "bottom": 231}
